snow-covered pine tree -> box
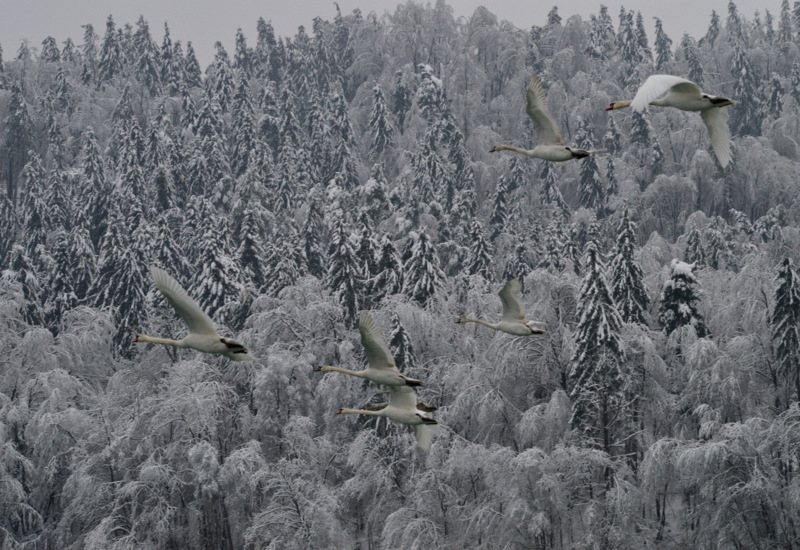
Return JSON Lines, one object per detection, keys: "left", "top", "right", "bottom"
{"left": 569, "top": 241, "right": 626, "bottom": 452}
{"left": 230, "top": 76, "right": 257, "bottom": 176}
{"left": 326, "top": 218, "right": 361, "bottom": 327}
{"left": 184, "top": 41, "right": 202, "bottom": 88}
{"left": 389, "top": 312, "right": 418, "bottom": 372}
{"left": 772, "top": 257, "right": 800, "bottom": 402}
{"left": 679, "top": 34, "right": 703, "bottom": 87}
{"left": 98, "top": 15, "right": 122, "bottom": 83}
{"left": 659, "top": 259, "right": 708, "bottom": 337}
{"left": 403, "top": 231, "right": 444, "bottom": 307}
{"left": 369, "top": 84, "right": 394, "bottom": 157}
{"left": 765, "top": 73, "right": 784, "bottom": 119}
{"left": 6, "top": 245, "right": 44, "bottom": 326}
{"left": 416, "top": 64, "right": 447, "bottom": 123}
{"left": 610, "top": 209, "right": 649, "bottom": 324}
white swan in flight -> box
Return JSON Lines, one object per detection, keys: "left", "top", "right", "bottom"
{"left": 490, "top": 74, "right": 607, "bottom": 162}
{"left": 134, "top": 266, "right": 253, "bottom": 361}
{"left": 315, "top": 311, "right": 422, "bottom": 386}
{"left": 336, "top": 385, "right": 440, "bottom": 452}
{"left": 606, "top": 75, "right": 734, "bottom": 168}
{"left": 457, "top": 279, "right": 546, "bottom": 336}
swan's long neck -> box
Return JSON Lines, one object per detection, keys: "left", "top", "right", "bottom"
{"left": 492, "top": 144, "right": 536, "bottom": 157}
{"left": 338, "top": 407, "right": 385, "bottom": 417}
{"left": 319, "top": 366, "right": 366, "bottom": 378}
{"left": 649, "top": 98, "right": 668, "bottom": 107}
{"left": 459, "top": 318, "right": 500, "bottom": 330}
{"left": 135, "top": 334, "right": 186, "bottom": 348}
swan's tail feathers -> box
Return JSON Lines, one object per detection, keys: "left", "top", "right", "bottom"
{"left": 571, "top": 148, "right": 609, "bottom": 159}
{"left": 401, "top": 375, "right": 424, "bottom": 387}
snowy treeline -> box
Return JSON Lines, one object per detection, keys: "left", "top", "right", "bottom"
{"left": 2, "top": 1, "right": 800, "bottom": 548}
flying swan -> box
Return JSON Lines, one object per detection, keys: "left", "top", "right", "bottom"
{"left": 315, "top": 311, "right": 423, "bottom": 386}
{"left": 490, "top": 74, "right": 607, "bottom": 162}
{"left": 134, "top": 266, "right": 253, "bottom": 361}
{"left": 336, "top": 385, "right": 440, "bottom": 452}
{"left": 606, "top": 75, "right": 734, "bottom": 168}
{"left": 457, "top": 279, "right": 546, "bottom": 336}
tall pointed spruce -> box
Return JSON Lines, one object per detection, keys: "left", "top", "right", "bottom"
{"left": 610, "top": 209, "right": 649, "bottom": 324}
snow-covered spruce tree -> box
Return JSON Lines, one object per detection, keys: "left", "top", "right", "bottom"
{"left": 326, "top": 218, "right": 361, "bottom": 327}
{"left": 569, "top": 241, "right": 626, "bottom": 453}
{"left": 368, "top": 84, "right": 394, "bottom": 157}
{"left": 301, "top": 197, "right": 327, "bottom": 279}
{"left": 392, "top": 69, "right": 412, "bottom": 133}
{"left": 40, "top": 36, "right": 60, "bottom": 64}
{"left": 19, "top": 153, "right": 52, "bottom": 256}
{"left": 772, "top": 257, "right": 800, "bottom": 403}
{"left": 133, "top": 16, "right": 160, "bottom": 94}
{"left": 368, "top": 235, "right": 404, "bottom": 305}
{"left": 610, "top": 209, "right": 649, "bottom": 324}
{"left": 206, "top": 42, "right": 235, "bottom": 111}
{"left": 410, "top": 129, "right": 447, "bottom": 205}
{"left": 765, "top": 73, "right": 784, "bottom": 119}
{"left": 264, "top": 229, "right": 305, "bottom": 298}
{"left": 230, "top": 76, "right": 258, "bottom": 177}
{"left": 5, "top": 245, "right": 44, "bottom": 326}
{"left": 503, "top": 243, "right": 532, "bottom": 283}
{"left": 539, "top": 218, "right": 565, "bottom": 272}
{"left": 540, "top": 163, "right": 570, "bottom": 219}
{"left": 189, "top": 205, "right": 242, "bottom": 320}
{"left": 4, "top": 81, "right": 32, "bottom": 206}
{"left": 362, "top": 163, "right": 390, "bottom": 224}
{"left": 389, "top": 312, "right": 418, "bottom": 372}
{"left": 98, "top": 15, "right": 122, "bottom": 84}
{"left": 92, "top": 211, "right": 150, "bottom": 356}
{"left": 679, "top": 34, "right": 703, "bottom": 87}
{"left": 403, "top": 231, "right": 444, "bottom": 307}
{"left": 575, "top": 119, "right": 605, "bottom": 212}
{"left": 730, "top": 41, "right": 763, "bottom": 137}
{"left": 490, "top": 175, "right": 510, "bottom": 239}
{"left": 466, "top": 220, "right": 493, "bottom": 281}
{"left": 235, "top": 205, "right": 268, "bottom": 291}
{"left": 659, "top": 259, "right": 708, "bottom": 337}
{"left": 684, "top": 228, "right": 705, "bottom": 266}
{"left": 416, "top": 64, "right": 448, "bottom": 123}
{"left": 233, "top": 27, "right": 252, "bottom": 76}
{"left": 653, "top": 17, "right": 673, "bottom": 71}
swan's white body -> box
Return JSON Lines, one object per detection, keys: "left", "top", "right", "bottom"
{"left": 607, "top": 75, "right": 734, "bottom": 168}
{"left": 315, "top": 311, "right": 422, "bottom": 386}
{"left": 457, "top": 279, "right": 546, "bottom": 336}
{"left": 135, "top": 266, "right": 253, "bottom": 361}
{"left": 491, "top": 74, "right": 607, "bottom": 162}
{"left": 337, "top": 386, "right": 440, "bottom": 452}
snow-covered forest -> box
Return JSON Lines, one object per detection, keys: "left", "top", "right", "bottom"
{"left": 2, "top": 0, "right": 800, "bottom": 547}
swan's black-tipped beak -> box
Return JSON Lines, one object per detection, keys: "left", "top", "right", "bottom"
{"left": 335, "top": 409, "right": 343, "bottom": 415}
{"left": 605, "top": 103, "right": 614, "bottom": 111}
{"left": 313, "top": 365, "right": 323, "bottom": 372}
{"left": 133, "top": 337, "right": 139, "bottom": 343}
{"left": 489, "top": 146, "right": 497, "bottom": 153}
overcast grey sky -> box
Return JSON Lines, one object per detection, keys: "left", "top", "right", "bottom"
{"left": 0, "top": 0, "right": 782, "bottom": 67}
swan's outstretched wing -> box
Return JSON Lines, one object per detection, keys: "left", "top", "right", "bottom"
{"left": 631, "top": 75, "right": 702, "bottom": 111}
{"left": 359, "top": 311, "right": 395, "bottom": 370}
{"left": 388, "top": 385, "right": 418, "bottom": 411}
{"left": 499, "top": 279, "right": 526, "bottom": 322}
{"left": 414, "top": 423, "right": 440, "bottom": 452}
{"left": 526, "top": 75, "right": 564, "bottom": 146}
{"left": 151, "top": 266, "right": 216, "bottom": 335}
{"left": 700, "top": 107, "right": 732, "bottom": 169}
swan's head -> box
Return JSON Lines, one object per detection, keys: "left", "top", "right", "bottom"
{"left": 606, "top": 100, "right": 631, "bottom": 111}
{"left": 335, "top": 408, "right": 344, "bottom": 415}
